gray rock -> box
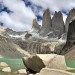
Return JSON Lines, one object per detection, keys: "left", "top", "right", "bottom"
{"left": 52, "top": 11, "right": 65, "bottom": 38}
{"left": 2, "top": 67, "right": 11, "bottom": 72}
{"left": 18, "top": 69, "right": 27, "bottom": 74}
{"left": 65, "top": 9, "right": 75, "bottom": 32}
{"left": 40, "top": 8, "right": 52, "bottom": 36}
{"left": 23, "top": 55, "right": 45, "bottom": 73}
{"left": 0, "top": 62, "right": 8, "bottom": 67}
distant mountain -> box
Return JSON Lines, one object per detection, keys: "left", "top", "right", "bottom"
{"left": 0, "top": 28, "right": 26, "bottom": 40}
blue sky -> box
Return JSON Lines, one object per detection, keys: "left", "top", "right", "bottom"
{"left": 0, "top": 0, "right": 75, "bottom": 31}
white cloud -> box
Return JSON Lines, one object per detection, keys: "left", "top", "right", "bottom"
{"left": 0, "top": 0, "right": 75, "bottom": 31}
{"left": 30, "top": 0, "right": 75, "bottom": 12}
{"left": 0, "top": 0, "right": 36, "bottom": 31}
{"left": 29, "top": 0, "right": 75, "bottom": 24}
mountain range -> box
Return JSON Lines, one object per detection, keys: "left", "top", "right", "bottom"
{"left": 0, "top": 8, "right": 75, "bottom": 59}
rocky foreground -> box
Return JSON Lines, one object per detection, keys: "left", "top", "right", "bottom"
{"left": 0, "top": 54, "right": 74, "bottom": 75}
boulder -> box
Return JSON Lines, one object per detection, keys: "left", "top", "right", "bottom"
{"left": 23, "top": 54, "right": 67, "bottom": 73}
{"left": 37, "top": 54, "right": 67, "bottom": 70}
{"left": 35, "top": 68, "right": 74, "bottom": 75}
{"left": 46, "top": 55, "right": 67, "bottom": 70}
{"left": 23, "top": 55, "right": 45, "bottom": 73}
{"left": 0, "top": 62, "right": 8, "bottom": 67}
{"left": 2, "top": 67, "right": 11, "bottom": 72}
{"left": 18, "top": 69, "right": 27, "bottom": 74}
{"left": 40, "top": 8, "right": 52, "bottom": 36}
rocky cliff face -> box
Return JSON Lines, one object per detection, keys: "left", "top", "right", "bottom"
{"left": 40, "top": 8, "right": 52, "bottom": 36}
{"left": 32, "top": 19, "right": 40, "bottom": 32}
{"left": 65, "top": 9, "right": 75, "bottom": 32}
{"left": 60, "top": 20, "right": 75, "bottom": 54}
{"left": 52, "top": 11, "right": 65, "bottom": 38}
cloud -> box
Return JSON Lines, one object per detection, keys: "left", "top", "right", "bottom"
{"left": 29, "top": 0, "right": 75, "bottom": 12}
{"left": 0, "top": 0, "right": 36, "bottom": 31}
{"left": 29, "top": 0, "right": 75, "bottom": 23}
{"left": 0, "top": 0, "right": 75, "bottom": 31}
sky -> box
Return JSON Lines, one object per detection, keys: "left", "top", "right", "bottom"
{"left": 0, "top": 0, "right": 75, "bottom": 31}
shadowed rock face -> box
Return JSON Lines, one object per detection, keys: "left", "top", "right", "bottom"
{"left": 60, "top": 20, "right": 75, "bottom": 54}
{"left": 32, "top": 19, "right": 40, "bottom": 31}
{"left": 65, "top": 9, "right": 75, "bottom": 32}
{"left": 52, "top": 11, "right": 65, "bottom": 38}
{"left": 40, "top": 8, "right": 52, "bottom": 36}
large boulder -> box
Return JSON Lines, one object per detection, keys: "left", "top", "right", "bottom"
{"left": 35, "top": 68, "right": 74, "bottom": 75}
{"left": 2, "top": 67, "right": 11, "bottom": 72}
{"left": 40, "top": 8, "right": 52, "bottom": 36}
{"left": 65, "top": 9, "right": 75, "bottom": 32}
{"left": 23, "top": 55, "right": 45, "bottom": 73}
{"left": 37, "top": 54, "right": 67, "bottom": 70}
{"left": 23, "top": 54, "right": 67, "bottom": 73}
{"left": 0, "top": 62, "right": 8, "bottom": 67}
{"left": 52, "top": 11, "right": 65, "bottom": 38}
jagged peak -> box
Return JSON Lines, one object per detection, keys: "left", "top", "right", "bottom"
{"left": 70, "top": 8, "right": 75, "bottom": 12}
{"left": 43, "top": 8, "right": 51, "bottom": 17}
{"left": 52, "top": 11, "right": 63, "bottom": 21}
{"left": 53, "top": 11, "right": 62, "bottom": 17}
{"left": 67, "top": 8, "right": 75, "bottom": 17}
{"left": 32, "top": 18, "right": 40, "bottom": 30}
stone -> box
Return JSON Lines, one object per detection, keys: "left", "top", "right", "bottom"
{"left": 23, "top": 54, "right": 67, "bottom": 73}
{"left": 40, "top": 8, "right": 52, "bottom": 36}
{"left": 2, "top": 67, "right": 11, "bottom": 72}
{"left": 35, "top": 68, "right": 74, "bottom": 75}
{"left": 65, "top": 9, "right": 75, "bottom": 32}
{"left": 37, "top": 54, "right": 67, "bottom": 70}
{"left": 29, "top": 74, "right": 33, "bottom": 75}
{"left": 46, "top": 55, "right": 67, "bottom": 70}
{"left": 52, "top": 11, "right": 65, "bottom": 38}
{"left": 0, "top": 62, "right": 8, "bottom": 67}
{"left": 18, "top": 69, "right": 27, "bottom": 74}
{"left": 23, "top": 55, "right": 45, "bottom": 73}
{"left": 32, "top": 19, "right": 40, "bottom": 32}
